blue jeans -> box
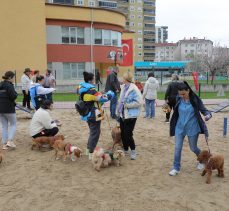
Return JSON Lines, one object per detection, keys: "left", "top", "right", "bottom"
{"left": 0, "top": 113, "right": 17, "bottom": 144}
{"left": 110, "top": 94, "right": 117, "bottom": 118}
{"left": 173, "top": 134, "right": 201, "bottom": 171}
{"left": 145, "top": 99, "right": 155, "bottom": 118}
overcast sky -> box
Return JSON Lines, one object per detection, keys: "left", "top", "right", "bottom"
{"left": 156, "top": 0, "right": 229, "bottom": 46}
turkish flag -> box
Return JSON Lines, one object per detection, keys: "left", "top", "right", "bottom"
{"left": 192, "top": 71, "right": 199, "bottom": 91}
{"left": 120, "top": 39, "right": 133, "bottom": 66}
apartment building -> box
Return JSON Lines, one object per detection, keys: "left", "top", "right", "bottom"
{"left": 154, "top": 43, "right": 177, "bottom": 61}
{"left": 176, "top": 37, "right": 213, "bottom": 60}
{"left": 48, "top": 0, "right": 156, "bottom": 62}
{"left": 155, "top": 26, "right": 168, "bottom": 43}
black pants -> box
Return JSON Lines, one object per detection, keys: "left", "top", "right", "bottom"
{"left": 32, "top": 127, "right": 59, "bottom": 138}
{"left": 166, "top": 97, "right": 176, "bottom": 120}
{"left": 120, "top": 118, "right": 137, "bottom": 151}
{"left": 87, "top": 121, "right": 101, "bottom": 153}
{"left": 22, "top": 90, "right": 31, "bottom": 109}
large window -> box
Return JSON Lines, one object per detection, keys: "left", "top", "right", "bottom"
{"left": 98, "top": 1, "right": 117, "bottom": 8}
{"left": 94, "top": 29, "right": 102, "bottom": 44}
{"left": 144, "top": 16, "right": 155, "bottom": 21}
{"left": 94, "top": 29, "right": 121, "bottom": 47}
{"left": 63, "top": 63, "right": 85, "bottom": 79}
{"left": 61, "top": 27, "right": 85, "bottom": 44}
{"left": 53, "top": 0, "right": 74, "bottom": 4}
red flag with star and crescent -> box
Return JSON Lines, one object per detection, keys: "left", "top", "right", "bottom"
{"left": 120, "top": 39, "right": 133, "bottom": 66}
{"left": 192, "top": 71, "right": 199, "bottom": 91}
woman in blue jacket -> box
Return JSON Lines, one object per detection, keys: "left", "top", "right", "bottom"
{"left": 169, "top": 81, "right": 212, "bottom": 176}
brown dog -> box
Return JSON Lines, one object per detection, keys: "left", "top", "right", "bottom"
{"left": 31, "top": 134, "right": 65, "bottom": 150}
{"left": 53, "top": 139, "right": 82, "bottom": 161}
{"left": 111, "top": 125, "right": 122, "bottom": 149}
{"left": 162, "top": 103, "right": 171, "bottom": 114}
{"left": 197, "top": 150, "right": 224, "bottom": 184}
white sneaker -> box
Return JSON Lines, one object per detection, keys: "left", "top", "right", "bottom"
{"left": 130, "top": 150, "right": 137, "bottom": 160}
{"left": 124, "top": 150, "right": 129, "bottom": 156}
{"left": 197, "top": 162, "right": 205, "bottom": 170}
{"left": 85, "top": 149, "right": 89, "bottom": 156}
{"left": 88, "top": 153, "right": 93, "bottom": 160}
{"left": 169, "top": 169, "right": 180, "bottom": 176}
{"left": 6, "top": 141, "right": 16, "bottom": 148}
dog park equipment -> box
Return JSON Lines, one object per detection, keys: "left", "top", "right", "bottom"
{"left": 210, "top": 99, "right": 229, "bottom": 113}
{"left": 16, "top": 103, "right": 34, "bottom": 114}
{"left": 223, "top": 117, "right": 227, "bottom": 137}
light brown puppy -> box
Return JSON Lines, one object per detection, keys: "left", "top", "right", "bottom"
{"left": 197, "top": 150, "right": 224, "bottom": 184}
{"left": 31, "top": 134, "right": 64, "bottom": 150}
{"left": 111, "top": 125, "right": 122, "bottom": 149}
{"left": 53, "top": 139, "right": 82, "bottom": 161}
{"left": 92, "top": 147, "right": 105, "bottom": 171}
{"left": 112, "top": 150, "right": 125, "bottom": 166}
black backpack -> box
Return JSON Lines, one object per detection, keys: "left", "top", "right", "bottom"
{"left": 75, "top": 93, "right": 90, "bottom": 116}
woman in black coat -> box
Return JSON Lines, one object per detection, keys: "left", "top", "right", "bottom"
{"left": 0, "top": 71, "right": 18, "bottom": 150}
{"left": 169, "top": 81, "right": 212, "bottom": 176}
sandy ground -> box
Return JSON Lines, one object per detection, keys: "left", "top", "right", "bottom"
{"left": 0, "top": 106, "right": 229, "bottom": 211}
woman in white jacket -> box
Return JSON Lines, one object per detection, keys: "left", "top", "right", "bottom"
{"left": 142, "top": 72, "right": 159, "bottom": 118}
{"left": 21, "top": 68, "right": 32, "bottom": 109}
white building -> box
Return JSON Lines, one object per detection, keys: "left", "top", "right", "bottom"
{"left": 155, "top": 26, "right": 168, "bottom": 43}
{"left": 155, "top": 43, "right": 177, "bottom": 61}
{"left": 176, "top": 37, "right": 213, "bottom": 61}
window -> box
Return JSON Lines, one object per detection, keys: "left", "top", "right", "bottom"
{"left": 77, "top": 28, "right": 84, "bottom": 44}
{"left": 144, "top": 45, "right": 155, "bottom": 50}
{"left": 111, "top": 31, "right": 118, "bottom": 46}
{"left": 53, "top": 0, "right": 73, "bottom": 4}
{"left": 130, "top": 6, "right": 135, "bottom": 11}
{"left": 144, "top": 8, "right": 155, "bottom": 14}
{"left": 144, "top": 23, "right": 155, "bottom": 28}
{"left": 63, "top": 63, "right": 85, "bottom": 79}
{"left": 138, "top": 15, "right": 142, "bottom": 19}
{"left": 130, "top": 0, "right": 135, "bottom": 3}
{"left": 77, "top": 0, "right": 84, "bottom": 5}
{"left": 138, "top": 7, "right": 142, "bottom": 12}
{"left": 144, "top": 31, "right": 155, "bottom": 35}
{"left": 98, "top": 1, "right": 117, "bottom": 8}
{"left": 103, "top": 30, "right": 111, "bottom": 46}
{"left": 138, "top": 38, "right": 142, "bottom": 42}
{"left": 61, "top": 27, "right": 84, "bottom": 44}
{"left": 138, "top": 44, "right": 142, "bottom": 49}
{"left": 144, "top": 38, "right": 155, "bottom": 42}
{"left": 130, "top": 15, "right": 135, "bottom": 19}
{"left": 94, "top": 29, "right": 102, "bottom": 44}
{"left": 138, "top": 23, "right": 142, "bottom": 27}
{"left": 89, "top": 0, "right": 95, "bottom": 6}
{"left": 144, "top": 53, "right": 155, "bottom": 57}
{"left": 138, "top": 30, "right": 142, "bottom": 34}
{"left": 143, "top": 1, "right": 155, "bottom": 6}
{"left": 130, "top": 22, "right": 135, "bottom": 27}
{"left": 144, "top": 16, "right": 155, "bottom": 21}
{"left": 138, "top": 52, "right": 142, "bottom": 56}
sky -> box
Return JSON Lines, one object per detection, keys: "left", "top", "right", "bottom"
{"left": 156, "top": 0, "right": 229, "bottom": 46}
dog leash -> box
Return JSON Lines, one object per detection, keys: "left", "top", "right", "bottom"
{"left": 205, "top": 136, "right": 211, "bottom": 154}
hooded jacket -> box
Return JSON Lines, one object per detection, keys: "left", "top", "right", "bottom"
{"left": 79, "top": 82, "right": 108, "bottom": 122}
{"left": 0, "top": 80, "right": 18, "bottom": 113}
{"left": 143, "top": 77, "right": 159, "bottom": 100}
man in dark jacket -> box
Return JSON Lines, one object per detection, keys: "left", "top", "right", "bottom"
{"left": 105, "top": 67, "right": 121, "bottom": 119}
{"left": 164, "top": 74, "right": 180, "bottom": 123}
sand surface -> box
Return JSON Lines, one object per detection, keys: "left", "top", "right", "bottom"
{"left": 0, "top": 106, "right": 229, "bottom": 211}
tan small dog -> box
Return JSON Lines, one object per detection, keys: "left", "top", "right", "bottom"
{"left": 197, "top": 150, "right": 224, "bottom": 184}
{"left": 111, "top": 125, "right": 122, "bottom": 149}
{"left": 112, "top": 150, "right": 125, "bottom": 166}
{"left": 162, "top": 103, "right": 171, "bottom": 114}
{"left": 53, "top": 139, "right": 82, "bottom": 161}
{"left": 92, "top": 147, "right": 112, "bottom": 171}
{"left": 31, "top": 134, "right": 65, "bottom": 150}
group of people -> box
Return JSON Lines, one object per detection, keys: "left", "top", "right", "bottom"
{"left": 21, "top": 68, "right": 56, "bottom": 110}
{"left": 0, "top": 68, "right": 212, "bottom": 177}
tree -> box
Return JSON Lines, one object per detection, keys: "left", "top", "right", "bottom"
{"left": 202, "top": 45, "right": 229, "bottom": 84}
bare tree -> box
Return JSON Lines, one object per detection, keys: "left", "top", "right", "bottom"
{"left": 202, "top": 44, "right": 229, "bottom": 84}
